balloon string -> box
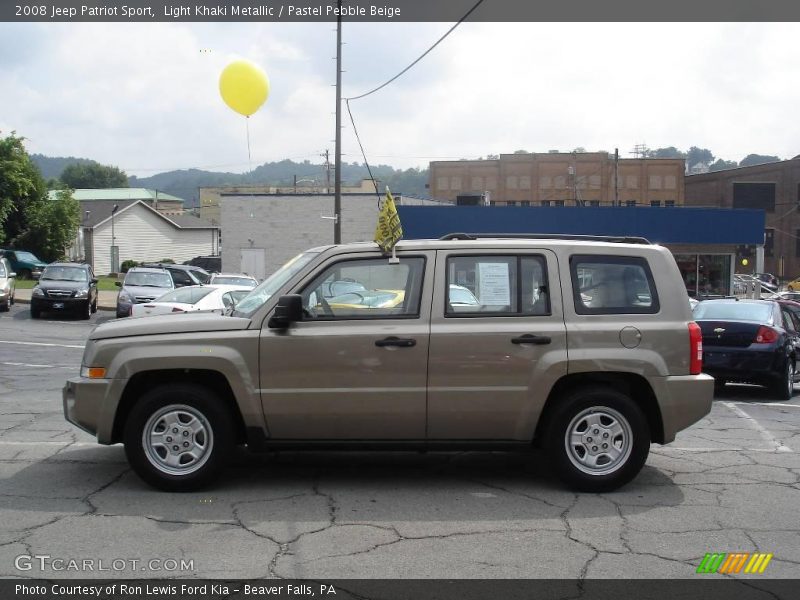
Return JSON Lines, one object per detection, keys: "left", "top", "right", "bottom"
{"left": 246, "top": 116, "right": 252, "bottom": 174}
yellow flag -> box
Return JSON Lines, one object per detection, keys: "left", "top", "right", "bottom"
{"left": 374, "top": 188, "right": 403, "bottom": 252}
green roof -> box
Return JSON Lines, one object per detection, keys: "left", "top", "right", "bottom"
{"left": 47, "top": 188, "right": 185, "bottom": 203}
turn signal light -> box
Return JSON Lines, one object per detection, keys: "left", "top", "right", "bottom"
{"left": 754, "top": 326, "right": 779, "bottom": 344}
{"left": 81, "top": 367, "right": 106, "bottom": 379}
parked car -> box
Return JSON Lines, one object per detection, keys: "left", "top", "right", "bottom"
{"left": 448, "top": 283, "right": 480, "bottom": 307}
{"left": 736, "top": 273, "right": 777, "bottom": 294}
{"left": 140, "top": 263, "right": 211, "bottom": 287}
{"left": 693, "top": 298, "right": 800, "bottom": 398}
{"left": 0, "top": 257, "right": 16, "bottom": 311}
{"left": 755, "top": 272, "right": 779, "bottom": 288}
{"left": 64, "top": 234, "right": 713, "bottom": 493}
{"left": 785, "top": 275, "right": 800, "bottom": 292}
{"left": 768, "top": 291, "right": 800, "bottom": 302}
{"left": 130, "top": 285, "right": 252, "bottom": 317}
{"left": 209, "top": 273, "right": 258, "bottom": 288}
{"left": 115, "top": 267, "right": 174, "bottom": 318}
{"left": 183, "top": 255, "right": 221, "bottom": 273}
{"left": 0, "top": 248, "right": 48, "bottom": 280}
{"left": 30, "top": 263, "right": 98, "bottom": 319}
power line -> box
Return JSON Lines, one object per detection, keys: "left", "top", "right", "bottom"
{"left": 345, "top": 0, "right": 486, "bottom": 101}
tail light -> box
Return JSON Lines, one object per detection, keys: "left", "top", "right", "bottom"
{"left": 754, "top": 326, "right": 779, "bottom": 344}
{"left": 689, "top": 322, "right": 703, "bottom": 375}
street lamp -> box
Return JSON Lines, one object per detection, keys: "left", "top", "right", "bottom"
{"left": 110, "top": 204, "right": 119, "bottom": 273}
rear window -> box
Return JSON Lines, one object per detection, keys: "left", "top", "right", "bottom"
{"left": 693, "top": 302, "right": 773, "bottom": 323}
{"left": 155, "top": 286, "right": 214, "bottom": 304}
{"left": 571, "top": 255, "right": 659, "bottom": 314}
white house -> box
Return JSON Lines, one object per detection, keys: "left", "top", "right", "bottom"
{"left": 70, "top": 200, "right": 219, "bottom": 275}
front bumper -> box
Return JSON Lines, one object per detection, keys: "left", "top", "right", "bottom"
{"left": 32, "top": 296, "right": 88, "bottom": 312}
{"left": 63, "top": 377, "right": 114, "bottom": 442}
{"left": 652, "top": 374, "right": 714, "bottom": 443}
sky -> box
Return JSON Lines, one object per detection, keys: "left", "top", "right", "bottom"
{"left": 1, "top": 21, "right": 798, "bottom": 177}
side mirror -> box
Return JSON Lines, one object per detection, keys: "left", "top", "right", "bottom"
{"left": 268, "top": 294, "right": 303, "bottom": 329}
{"left": 91, "top": 278, "right": 98, "bottom": 284}
{"left": 115, "top": 281, "right": 122, "bottom": 287}
{"left": 9, "top": 272, "right": 16, "bottom": 279}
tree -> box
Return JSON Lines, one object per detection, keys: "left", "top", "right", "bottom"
{"left": 60, "top": 162, "right": 128, "bottom": 188}
{"left": 686, "top": 147, "right": 714, "bottom": 168}
{"left": 19, "top": 187, "right": 80, "bottom": 262}
{"left": 646, "top": 147, "right": 686, "bottom": 159}
{"left": 0, "top": 132, "right": 47, "bottom": 245}
{"left": 708, "top": 158, "right": 738, "bottom": 172}
{"left": 0, "top": 132, "right": 79, "bottom": 260}
{"left": 739, "top": 154, "right": 781, "bottom": 168}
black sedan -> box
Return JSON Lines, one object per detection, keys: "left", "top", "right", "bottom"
{"left": 693, "top": 299, "right": 800, "bottom": 399}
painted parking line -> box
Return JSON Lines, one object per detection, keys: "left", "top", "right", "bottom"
{"left": 731, "top": 401, "right": 800, "bottom": 409}
{"left": 0, "top": 340, "right": 84, "bottom": 349}
{"left": 1, "top": 362, "right": 75, "bottom": 369}
{"left": 656, "top": 447, "right": 795, "bottom": 453}
{"left": 723, "top": 402, "right": 793, "bottom": 452}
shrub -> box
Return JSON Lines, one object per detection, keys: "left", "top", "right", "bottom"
{"left": 120, "top": 259, "right": 139, "bottom": 273}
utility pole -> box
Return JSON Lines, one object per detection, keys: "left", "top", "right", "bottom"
{"left": 333, "top": 1, "right": 342, "bottom": 244}
{"left": 321, "top": 149, "right": 332, "bottom": 193}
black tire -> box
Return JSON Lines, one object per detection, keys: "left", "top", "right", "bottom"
{"left": 0, "top": 301, "right": 8, "bottom": 312}
{"left": 123, "top": 384, "right": 235, "bottom": 492}
{"left": 771, "top": 359, "right": 795, "bottom": 401}
{"left": 30, "top": 307, "right": 41, "bottom": 319}
{"left": 80, "top": 300, "right": 91, "bottom": 320}
{"left": 544, "top": 386, "right": 650, "bottom": 492}
{"left": 91, "top": 298, "right": 97, "bottom": 313}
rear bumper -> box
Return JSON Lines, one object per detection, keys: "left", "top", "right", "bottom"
{"left": 653, "top": 374, "right": 714, "bottom": 443}
{"left": 702, "top": 347, "right": 783, "bottom": 383}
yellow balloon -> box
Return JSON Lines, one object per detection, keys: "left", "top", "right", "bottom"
{"left": 219, "top": 60, "right": 270, "bottom": 117}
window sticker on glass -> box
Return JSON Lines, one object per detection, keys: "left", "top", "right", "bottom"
{"left": 478, "top": 263, "right": 511, "bottom": 305}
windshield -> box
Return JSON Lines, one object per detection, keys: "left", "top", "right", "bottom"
{"left": 41, "top": 266, "right": 88, "bottom": 282}
{"left": 15, "top": 251, "right": 41, "bottom": 263}
{"left": 155, "top": 286, "right": 213, "bottom": 304}
{"left": 213, "top": 276, "right": 257, "bottom": 287}
{"left": 233, "top": 251, "right": 319, "bottom": 317}
{"left": 124, "top": 271, "right": 173, "bottom": 288}
{"left": 693, "top": 302, "right": 773, "bottom": 323}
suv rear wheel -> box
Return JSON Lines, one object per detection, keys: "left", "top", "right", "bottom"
{"left": 544, "top": 386, "right": 650, "bottom": 492}
{"left": 123, "top": 384, "right": 235, "bottom": 492}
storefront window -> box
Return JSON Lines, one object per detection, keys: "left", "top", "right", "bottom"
{"left": 673, "top": 253, "right": 732, "bottom": 298}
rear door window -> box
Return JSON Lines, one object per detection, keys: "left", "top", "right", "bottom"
{"left": 571, "top": 255, "right": 659, "bottom": 314}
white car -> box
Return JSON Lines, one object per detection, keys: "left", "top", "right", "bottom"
{"left": 209, "top": 273, "right": 258, "bottom": 288}
{"left": 130, "top": 285, "right": 252, "bottom": 317}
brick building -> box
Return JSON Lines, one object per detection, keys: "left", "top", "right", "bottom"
{"left": 685, "top": 157, "right": 800, "bottom": 279}
{"left": 429, "top": 152, "right": 686, "bottom": 207}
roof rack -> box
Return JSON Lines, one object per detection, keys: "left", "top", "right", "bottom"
{"left": 438, "top": 233, "right": 652, "bottom": 244}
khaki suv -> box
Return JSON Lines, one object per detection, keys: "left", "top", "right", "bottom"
{"left": 63, "top": 234, "right": 713, "bottom": 492}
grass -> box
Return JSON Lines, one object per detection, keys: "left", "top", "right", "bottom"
{"left": 15, "top": 276, "right": 120, "bottom": 291}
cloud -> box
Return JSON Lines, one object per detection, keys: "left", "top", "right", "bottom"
{"left": 0, "top": 21, "right": 798, "bottom": 176}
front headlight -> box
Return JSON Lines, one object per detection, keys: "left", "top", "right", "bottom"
{"left": 32, "top": 287, "right": 44, "bottom": 297}
{"left": 118, "top": 291, "right": 132, "bottom": 303}
{"left": 74, "top": 289, "right": 88, "bottom": 299}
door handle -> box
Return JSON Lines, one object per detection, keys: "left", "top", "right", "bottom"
{"left": 511, "top": 334, "right": 551, "bottom": 345}
{"left": 375, "top": 336, "right": 416, "bottom": 348}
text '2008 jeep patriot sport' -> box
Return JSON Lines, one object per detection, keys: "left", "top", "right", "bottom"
{"left": 63, "top": 234, "right": 713, "bottom": 492}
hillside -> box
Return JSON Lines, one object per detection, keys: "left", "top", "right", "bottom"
{"left": 30, "top": 155, "right": 430, "bottom": 206}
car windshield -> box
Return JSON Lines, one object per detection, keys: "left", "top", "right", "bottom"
{"left": 213, "top": 276, "right": 257, "bottom": 287}
{"left": 192, "top": 270, "right": 211, "bottom": 284}
{"left": 125, "top": 271, "right": 173, "bottom": 287}
{"left": 233, "top": 251, "right": 319, "bottom": 317}
{"left": 14, "top": 251, "right": 41, "bottom": 262}
{"left": 693, "top": 302, "right": 773, "bottom": 322}
{"left": 154, "top": 286, "right": 213, "bottom": 304}
{"left": 41, "top": 266, "right": 88, "bottom": 282}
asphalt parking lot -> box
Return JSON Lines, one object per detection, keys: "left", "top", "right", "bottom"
{"left": 1, "top": 303, "right": 799, "bottom": 580}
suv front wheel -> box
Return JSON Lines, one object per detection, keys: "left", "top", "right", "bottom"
{"left": 544, "top": 386, "right": 650, "bottom": 492}
{"left": 123, "top": 384, "right": 235, "bottom": 492}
